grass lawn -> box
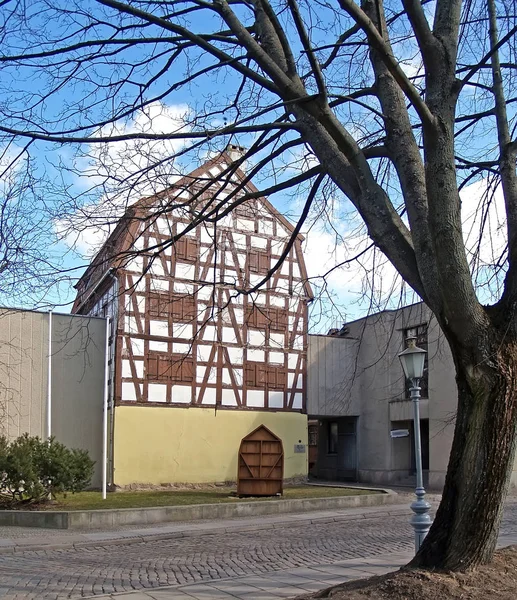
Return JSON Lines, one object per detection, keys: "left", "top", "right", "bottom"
{"left": 36, "top": 485, "right": 381, "bottom": 511}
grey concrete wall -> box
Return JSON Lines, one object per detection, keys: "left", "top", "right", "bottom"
{"left": 0, "top": 308, "right": 106, "bottom": 488}
{"left": 0, "top": 309, "right": 47, "bottom": 440}
{"left": 51, "top": 314, "right": 106, "bottom": 488}
{"left": 309, "top": 302, "right": 517, "bottom": 489}
{"left": 307, "top": 335, "right": 359, "bottom": 417}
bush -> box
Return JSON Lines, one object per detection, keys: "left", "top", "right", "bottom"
{"left": 0, "top": 434, "right": 95, "bottom": 504}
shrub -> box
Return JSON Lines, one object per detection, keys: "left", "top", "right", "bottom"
{"left": 0, "top": 434, "right": 95, "bottom": 504}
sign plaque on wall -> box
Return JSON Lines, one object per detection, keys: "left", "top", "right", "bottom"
{"left": 390, "top": 429, "right": 410, "bottom": 438}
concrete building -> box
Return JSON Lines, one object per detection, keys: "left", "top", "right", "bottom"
{"left": 72, "top": 148, "right": 312, "bottom": 487}
{"left": 307, "top": 302, "right": 517, "bottom": 490}
{"left": 0, "top": 308, "right": 107, "bottom": 487}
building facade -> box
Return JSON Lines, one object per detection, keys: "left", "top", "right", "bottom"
{"left": 0, "top": 308, "right": 106, "bottom": 487}
{"left": 73, "top": 150, "right": 312, "bottom": 487}
{"left": 307, "top": 302, "right": 517, "bottom": 490}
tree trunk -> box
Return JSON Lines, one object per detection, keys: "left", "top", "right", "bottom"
{"left": 410, "top": 336, "right": 517, "bottom": 570}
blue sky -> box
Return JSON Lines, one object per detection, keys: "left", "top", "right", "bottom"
{"left": 0, "top": 0, "right": 512, "bottom": 330}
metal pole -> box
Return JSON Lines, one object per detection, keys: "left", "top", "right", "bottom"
{"left": 102, "top": 317, "right": 111, "bottom": 500}
{"left": 409, "top": 379, "right": 432, "bottom": 553}
{"left": 47, "top": 310, "right": 52, "bottom": 439}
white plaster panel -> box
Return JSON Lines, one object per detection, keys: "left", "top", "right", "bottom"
{"left": 281, "top": 262, "right": 290, "bottom": 276}
{"left": 237, "top": 253, "right": 247, "bottom": 269}
{"left": 173, "top": 342, "right": 192, "bottom": 354}
{"left": 172, "top": 323, "right": 194, "bottom": 339}
{"left": 135, "top": 276, "right": 147, "bottom": 293}
{"left": 201, "top": 227, "right": 215, "bottom": 244}
{"left": 258, "top": 220, "right": 273, "bottom": 235}
{"left": 202, "top": 324, "right": 218, "bottom": 342}
{"left": 177, "top": 225, "right": 197, "bottom": 238}
{"left": 209, "top": 166, "right": 222, "bottom": 176}
{"left": 150, "top": 278, "right": 169, "bottom": 293}
{"left": 227, "top": 347, "right": 243, "bottom": 364}
{"left": 200, "top": 387, "right": 216, "bottom": 405}
{"left": 270, "top": 332, "right": 285, "bottom": 348}
{"left": 222, "top": 327, "right": 238, "bottom": 344}
{"left": 233, "top": 233, "right": 247, "bottom": 249}
{"left": 222, "top": 368, "right": 232, "bottom": 385}
{"left": 175, "top": 190, "right": 190, "bottom": 200}
{"left": 271, "top": 239, "right": 285, "bottom": 256}
{"left": 133, "top": 235, "right": 145, "bottom": 250}
{"left": 149, "top": 259, "right": 165, "bottom": 277}
{"left": 288, "top": 353, "right": 299, "bottom": 369}
{"left": 175, "top": 262, "right": 196, "bottom": 280}
{"left": 221, "top": 389, "right": 238, "bottom": 407}
{"left": 292, "top": 393, "right": 303, "bottom": 409}
{"left": 124, "top": 316, "right": 138, "bottom": 334}
{"left": 269, "top": 352, "right": 284, "bottom": 365}
{"left": 134, "top": 360, "right": 144, "bottom": 378}
{"left": 197, "top": 344, "right": 212, "bottom": 362}
{"left": 269, "top": 295, "right": 285, "bottom": 308}
{"left": 236, "top": 218, "right": 255, "bottom": 232}
{"left": 246, "top": 390, "right": 265, "bottom": 408}
{"left": 174, "top": 281, "right": 194, "bottom": 294}
{"left": 269, "top": 391, "right": 284, "bottom": 409}
{"left": 150, "top": 320, "right": 169, "bottom": 337}
{"left": 224, "top": 251, "right": 235, "bottom": 267}
{"left": 293, "top": 335, "right": 304, "bottom": 350}
{"left": 149, "top": 340, "right": 168, "bottom": 352}
{"left": 130, "top": 338, "right": 145, "bottom": 356}
{"left": 259, "top": 219, "right": 273, "bottom": 235}
{"left": 197, "top": 285, "right": 215, "bottom": 301}
{"left": 250, "top": 236, "right": 267, "bottom": 249}
{"left": 257, "top": 293, "right": 267, "bottom": 305}
{"left": 277, "top": 223, "right": 289, "bottom": 236}
{"left": 122, "top": 382, "right": 139, "bottom": 402}
{"left": 148, "top": 383, "right": 167, "bottom": 403}
{"left": 126, "top": 256, "right": 144, "bottom": 273}
{"left": 122, "top": 359, "right": 132, "bottom": 378}
{"left": 292, "top": 263, "right": 301, "bottom": 278}
{"left": 247, "top": 348, "right": 265, "bottom": 362}
{"left": 218, "top": 215, "right": 233, "bottom": 228}
{"left": 157, "top": 217, "right": 172, "bottom": 235}
{"left": 288, "top": 372, "right": 298, "bottom": 387}
{"left": 248, "top": 329, "right": 266, "bottom": 346}
{"left": 172, "top": 385, "right": 192, "bottom": 404}
{"left": 233, "top": 368, "right": 243, "bottom": 386}
{"left": 233, "top": 308, "right": 243, "bottom": 323}
{"left": 136, "top": 296, "right": 146, "bottom": 312}
{"left": 249, "top": 274, "right": 264, "bottom": 287}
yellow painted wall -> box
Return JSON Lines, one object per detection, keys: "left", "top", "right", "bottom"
{"left": 113, "top": 406, "right": 308, "bottom": 486}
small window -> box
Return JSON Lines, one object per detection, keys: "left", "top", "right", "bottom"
{"left": 328, "top": 421, "right": 339, "bottom": 454}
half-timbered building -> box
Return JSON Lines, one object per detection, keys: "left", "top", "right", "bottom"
{"left": 72, "top": 147, "right": 312, "bottom": 487}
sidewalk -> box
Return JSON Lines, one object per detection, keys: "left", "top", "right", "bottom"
{"left": 88, "top": 532, "right": 517, "bottom": 600}
{"left": 0, "top": 501, "right": 418, "bottom": 553}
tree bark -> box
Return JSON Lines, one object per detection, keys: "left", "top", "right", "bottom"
{"left": 411, "top": 331, "right": 517, "bottom": 570}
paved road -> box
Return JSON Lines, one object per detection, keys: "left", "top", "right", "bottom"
{"left": 0, "top": 503, "right": 516, "bottom": 600}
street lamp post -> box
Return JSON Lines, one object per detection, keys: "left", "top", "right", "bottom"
{"left": 398, "top": 336, "right": 432, "bottom": 553}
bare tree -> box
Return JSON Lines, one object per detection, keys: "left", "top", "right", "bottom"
{"left": 1, "top": 0, "right": 517, "bottom": 570}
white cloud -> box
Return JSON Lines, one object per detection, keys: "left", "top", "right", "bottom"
{"left": 55, "top": 101, "right": 191, "bottom": 256}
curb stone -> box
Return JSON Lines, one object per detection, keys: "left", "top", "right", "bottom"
{"left": 0, "top": 504, "right": 417, "bottom": 554}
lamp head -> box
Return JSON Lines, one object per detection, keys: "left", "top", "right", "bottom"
{"left": 398, "top": 336, "right": 427, "bottom": 381}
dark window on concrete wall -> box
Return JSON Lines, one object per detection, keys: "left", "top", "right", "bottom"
{"left": 403, "top": 324, "right": 429, "bottom": 398}
{"left": 328, "top": 421, "right": 339, "bottom": 454}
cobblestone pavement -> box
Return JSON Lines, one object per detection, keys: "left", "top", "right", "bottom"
{"left": 0, "top": 504, "right": 515, "bottom": 600}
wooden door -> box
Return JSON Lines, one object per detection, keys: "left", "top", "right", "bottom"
{"left": 237, "top": 425, "right": 284, "bottom": 496}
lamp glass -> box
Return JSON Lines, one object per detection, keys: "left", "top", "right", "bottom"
{"left": 398, "top": 344, "right": 427, "bottom": 380}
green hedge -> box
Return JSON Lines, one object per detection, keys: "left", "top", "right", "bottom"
{"left": 0, "top": 434, "right": 95, "bottom": 504}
